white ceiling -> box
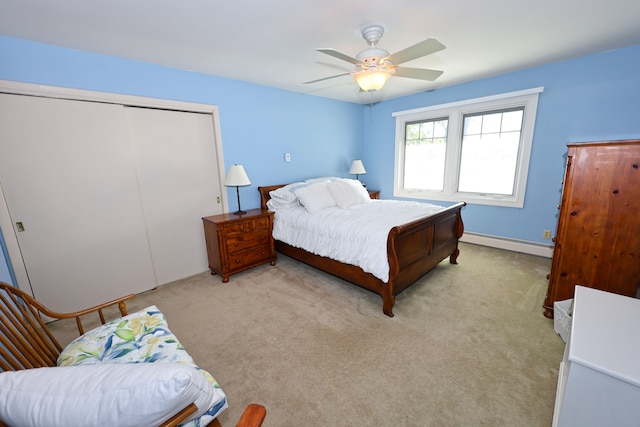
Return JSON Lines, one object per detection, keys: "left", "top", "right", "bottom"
{"left": 2, "top": 0, "right": 640, "bottom": 105}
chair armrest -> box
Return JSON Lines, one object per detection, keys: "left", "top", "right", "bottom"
{"left": 236, "top": 404, "right": 267, "bottom": 427}
{"left": 158, "top": 403, "right": 198, "bottom": 427}
{"left": 27, "top": 293, "right": 136, "bottom": 335}
{"left": 209, "top": 404, "right": 267, "bottom": 427}
{"left": 162, "top": 403, "right": 266, "bottom": 427}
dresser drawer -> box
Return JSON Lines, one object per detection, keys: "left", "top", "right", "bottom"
{"left": 225, "top": 231, "right": 271, "bottom": 254}
{"left": 226, "top": 244, "right": 272, "bottom": 273}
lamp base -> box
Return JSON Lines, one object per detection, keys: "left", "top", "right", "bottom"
{"left": 232, "top": 185, "right": 247, "bottom": 215}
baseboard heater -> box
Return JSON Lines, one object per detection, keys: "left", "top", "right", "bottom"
{"left": 460, "top": 232, "right": 554, "bottom": 258}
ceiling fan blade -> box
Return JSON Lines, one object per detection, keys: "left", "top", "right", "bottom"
{"left": 317, "top": 48, "right": 359, "bottom": 65}
{"left": 394, "top": 67, "right": 444, "bottom": 81}
{"left": 317, "top": 61, "right": 353, "bottom": 73}
{"left": 386, "top": 38, "right": 445, "bottom": 65}
{"left": 303, "top": 72, "right": 351, "bottom": 84}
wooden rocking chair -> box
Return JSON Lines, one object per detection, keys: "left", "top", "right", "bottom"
{"left": 0, "top": 281, "right": 266, "bottom": 427}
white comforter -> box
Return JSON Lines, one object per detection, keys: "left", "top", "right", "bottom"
{"left": 272, "top": 199, "right": 445, "bottom": 282}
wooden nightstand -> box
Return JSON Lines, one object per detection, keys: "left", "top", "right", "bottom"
{"left": 368, "top": 190, "right": 380, "bottom": 199}
{"left": 202, "top": 209, "right": 276, "bottom": 282}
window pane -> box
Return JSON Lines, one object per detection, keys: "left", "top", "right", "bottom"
{"left": 404, "top": 119, "right": 448, "bottom": 191}
{"left": 458, "top": 109, "right": 523, "bottom": 195}
{"left": 501, "top": 110, "right": 523, "bottom": 132}
{"left": 406, "top": 123, "right": 421, "bottom": 140}
{"left": 482, "top": 113, "right": 502, "bottom": 134}
{"left": 463, "top": 116, "right": 482, "bottom": 136}
{"left": 434, "top": 120, "right": 447, "bottom": 138}
{"left": 421, "top": 121, "right": 434, "bottom": 139}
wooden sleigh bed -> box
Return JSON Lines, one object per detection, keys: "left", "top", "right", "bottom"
{"left": 258, "top": 184, "right": 466, "bottom": 317}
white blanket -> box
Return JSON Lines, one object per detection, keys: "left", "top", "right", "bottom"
{"left": 272, "top": 200, "right": 445, "bottom": 282}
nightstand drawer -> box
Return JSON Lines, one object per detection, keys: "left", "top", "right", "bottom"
{"left": 226, "top": 231, "right": 270, "bottom": 254}
{"left": 226, "top": 244, "right": 272, "bottom": 272}
{"left": 222, "top": 216, "right": 271, "bottom": 235}
{"left": 250, "top": 216, "right": 270, "bottom": 230}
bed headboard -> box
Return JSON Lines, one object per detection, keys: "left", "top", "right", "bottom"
{"left": 258, "top": 184, "right": 287, "bottom": 211}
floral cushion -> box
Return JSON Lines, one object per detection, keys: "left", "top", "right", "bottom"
{"left": 58, "top": 305, "right": 227, "bottom": 426}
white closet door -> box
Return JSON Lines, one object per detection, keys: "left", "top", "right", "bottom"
{"left": 126, "top": 107, "right": 223, "bottom": 285}
{"left": 0, "top": 94, "right": 156, "bottom": 312}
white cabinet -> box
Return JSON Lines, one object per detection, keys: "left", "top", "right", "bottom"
{"left": 553, "top": 286, "right": 640, "bottom": 426}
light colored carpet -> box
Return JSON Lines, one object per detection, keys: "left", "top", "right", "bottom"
{"left": 49, "top": 242, "right": 565, "bottom": 426}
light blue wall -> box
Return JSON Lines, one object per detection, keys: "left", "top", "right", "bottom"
{"left": 0, "top": 36, "right": 363, "bottom": 212}
{"left": 364, "top": 44, "right": 640, "bottom": 244}
{"left": 1, "top": 35, "right": 639, "bottom": 255}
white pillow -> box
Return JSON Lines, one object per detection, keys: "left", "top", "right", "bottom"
{"left": 293, "top": 181, "right": 336, "bottom": 214}
{"left": 283, "top": 181, "right": 309, "bottom": 192}
{"left": 267, "top": 182, "right": 308, "bottom": 206}
{"left": 304, "top": 176, "right": 339, "bottom": 184}
{"left": 0, "top": 363, "right": 218, "bottom": 427}
{"left": 269, "top": 186, "right": 298, "bottom": 204}
{"left": 328, "top": 179, "right": 370, "bottom": 209}
{"left": 266, "top": 197, "right": 300, "bottom": 211}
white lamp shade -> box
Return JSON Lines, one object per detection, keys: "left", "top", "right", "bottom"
{"left": 224, "top": 164, "right": 251, "bottom": 187}
{"left": 349, "top": 160, "right": 366, "bottom": 175}
{"left": 353, "top": 70, "right": 392, "bottom": 91}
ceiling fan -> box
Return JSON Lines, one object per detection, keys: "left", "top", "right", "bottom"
{"left": 303, "top": 25, "right": 445, "bottom": 92}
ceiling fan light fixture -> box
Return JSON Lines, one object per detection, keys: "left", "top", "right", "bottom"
{"left": 307, "top": 25, "right": 445, "bottom": 94}
{"left": 354, "top": 69, "right": 392, "bottom": 92}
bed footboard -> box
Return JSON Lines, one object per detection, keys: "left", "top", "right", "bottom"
{"left": 387, "top": 202, "right": 466, "bottom": 300}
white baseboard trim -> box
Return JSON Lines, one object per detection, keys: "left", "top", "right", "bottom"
{"left": 460, "top": 232, "right": 554, "bottom": 258}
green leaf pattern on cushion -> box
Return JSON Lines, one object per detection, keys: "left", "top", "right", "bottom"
{"left": 114, "top": 329, "right": 135, "bottom": 341}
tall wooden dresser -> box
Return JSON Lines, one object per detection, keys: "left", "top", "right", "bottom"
{"left": 543, "top": 140, "right": 640, "bottom": 318}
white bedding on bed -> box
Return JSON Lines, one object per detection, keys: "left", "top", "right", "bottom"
{"left": 272, "top": 199, "right": 445, "bottom": 282}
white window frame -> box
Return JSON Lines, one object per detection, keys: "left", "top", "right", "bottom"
{"left": 393, "top": 87, "right": 543, "bottom": 208}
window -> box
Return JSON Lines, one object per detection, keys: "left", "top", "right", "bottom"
{"left": 393, "top": 88, "right": 543, "bottom": 207}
